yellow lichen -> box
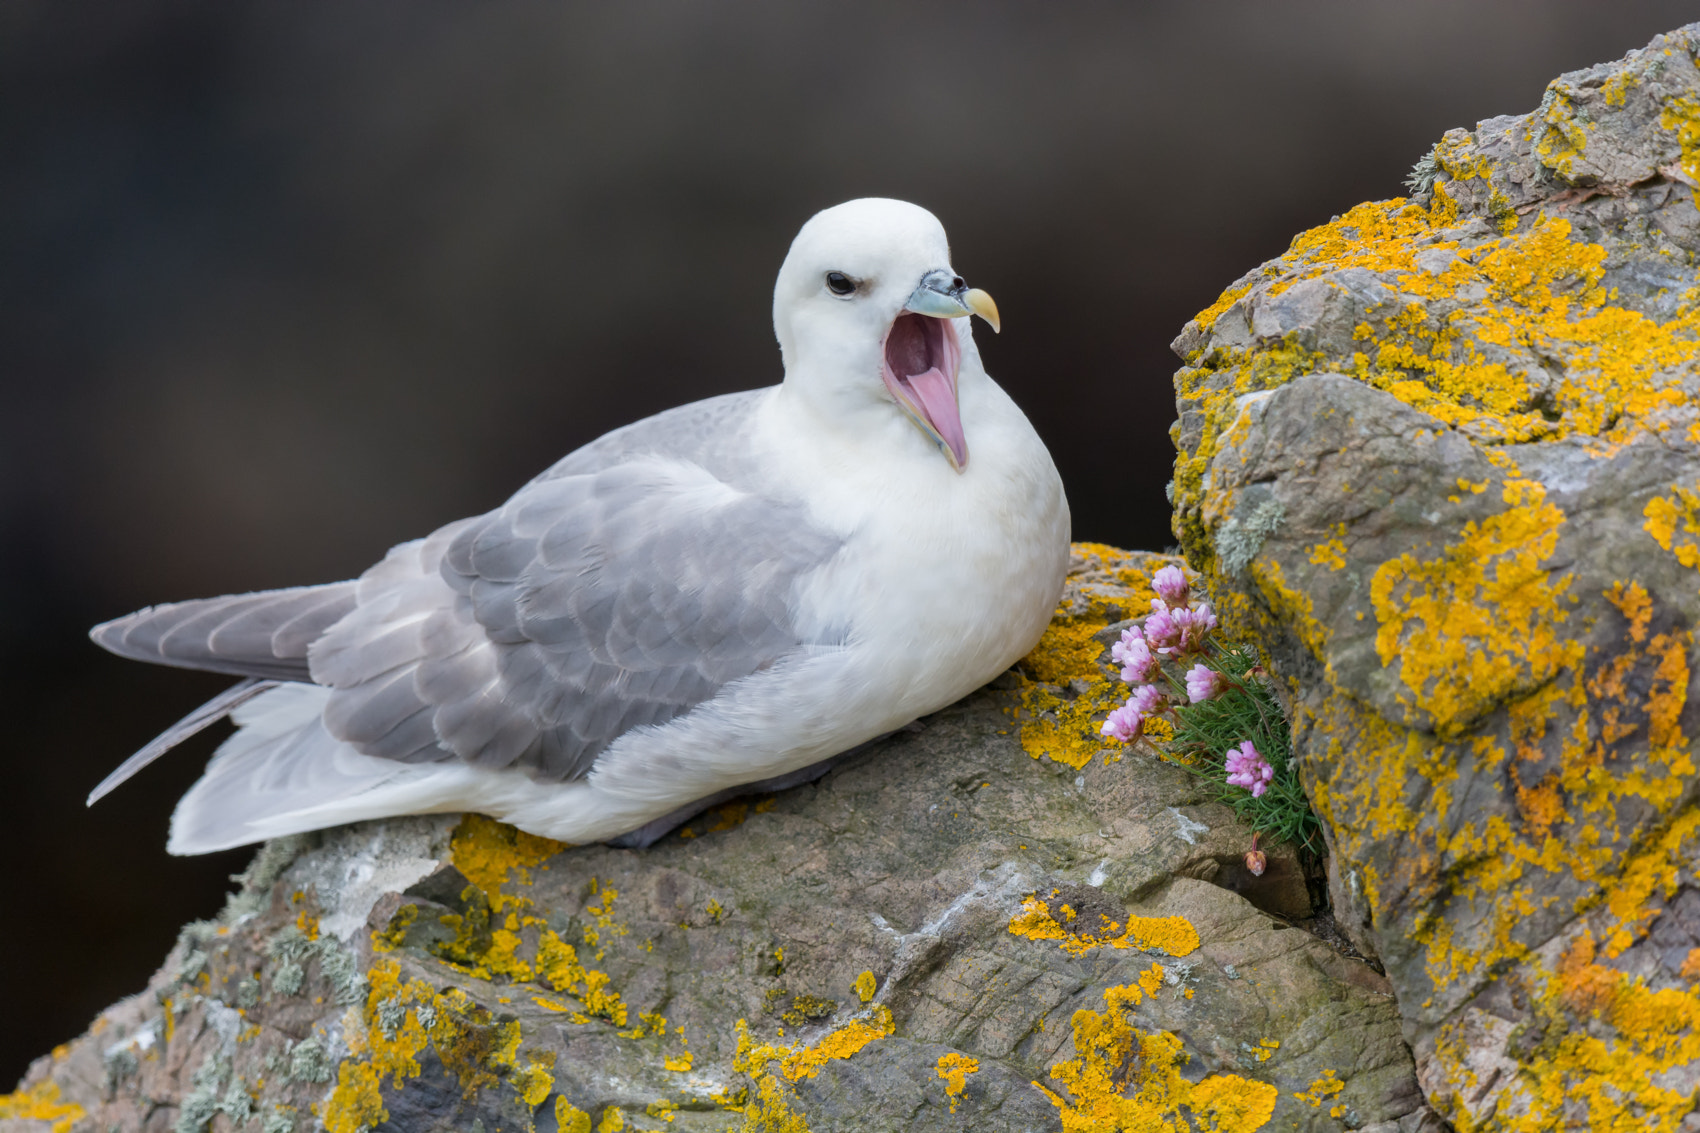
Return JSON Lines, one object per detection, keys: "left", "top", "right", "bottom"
{"left": 324, "top": 959, "right": 538, "bottom": 1133}
{"left": 556, "top": 1096, "right": 595, "bottom": 1133}
{"left": 449, "top": 812, "right": 565, "bottom": 895}
{"left": 1293, "top": 1069, "right": 1343, "bottom": 1107}
{"left": 852, "top": 970, "right": 876, "bottom": 1003}
{"left": 936, "top": 1052, "right": 979, "bottom": 1114}
{"left": 1432, "top": 928, "right": 1700, "bottom": 1131}
{"left": 731, "top": 1007, "right": 897, "bottom": 1131}
{"left": 1034, "top": 982, "right": 1276, "bottom": 1132}
{"left": 1013, "top": 546, "right": 1171, "bottom": 770}
{"left": 1178, "top": 114, "right": 1700, "bottom": 1123}
{"left": 1644, "top": 485, "right": 1700, "bottom": 571}
{"left": 1370, "top": 475, "right": 1582, "bottom": 737}
{"left": 1007, "top": 895, "right": 1200, "bottom": 957}
{"left": 0, "top": 1082, "right": 85, "bottom": 1133}
{"left": 1661, "top": 94, "right": 1700, "bottom": 184}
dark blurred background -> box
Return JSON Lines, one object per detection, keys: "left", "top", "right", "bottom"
{"left": 3, "top": 0, "right": 1693, "bottom": 1081}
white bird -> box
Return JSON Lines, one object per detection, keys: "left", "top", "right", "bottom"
{"left": 89, "top": 198, "right": 1070, "bottom": 854}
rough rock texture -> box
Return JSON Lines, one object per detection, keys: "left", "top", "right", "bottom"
{"left": 1169, "top": 23, "right": 1700, "bottom": 1132}
{"left": 2, "top": 547, "right": 1432, "bottom": 1132}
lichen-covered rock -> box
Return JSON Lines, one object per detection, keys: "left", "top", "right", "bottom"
{"left": 2, "top": 547, "right": 1432, "bottom": 1132}
{"left": 1169, "top": 23, "right": 1700, "bottom": 1131}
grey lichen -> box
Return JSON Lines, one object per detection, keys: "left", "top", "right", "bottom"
{"left": 1405, "top": 144, "right": 1442, "bottom": 195}
{"left": 102, "top": 1046, "right": 139, "bottom": 1090}
{"left": 377, "top": 998, "right": 409, "bottom": 1040}
{"left": 271, "top": 959, "right": 305, "bottom": 998}
{"left": 415, "top": 1002, "right": 438, "bottom": 1030}
{"left": 224, "top": 834, "right": 316, "bottom": 921}
{"left": 218, "top": 1080, "right": 255, "bottom": 1124}
{"left": 1214, "top": 495, "right": 1286, "bottom": 577}
{"left": 263, "top": 923, "right": 367, "bottom": 1005}
{"left": 287, "top": 1036, "right": 334, "bottom": 1085}
{"left": 173, "top": 1056, "right": 245, "bottom": 1133}
{"left": 262, "top": 1109, "right": 298, "bottom": 1133}
{"left": 235, "top": 976, "right": 261, "bottom": 1009}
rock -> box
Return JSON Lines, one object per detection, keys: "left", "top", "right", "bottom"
{"left": 1, "top": 546, "right": 1429, "bottom": 1132}
{"left": 1170, "top": 22, "right": 1700, "bottom": 1132}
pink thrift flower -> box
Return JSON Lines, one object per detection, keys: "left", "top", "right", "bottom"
{"left": 1143, "top": 608, "right": 1179, "bottom": 654}
{"left": 1101, "top": 701, "right": 1143, "bottom": 742}
{"left": 1129, "top": 682, "right": 1168, "bottom": 716}
{"left": 1185, "top": 663, "right": 1223, "bottom": 703}
{"left": 1170, "top": 603, "right": 1219, "bottom": 654}
{"left": 1224, "top": 740, "right": 1275, "bottom": 798}
{"left": 1111, "top": 628, "right": 1159, "bottom": 684}
{"left": 1152, "top": 565, "right": 1190, "bottom": 606}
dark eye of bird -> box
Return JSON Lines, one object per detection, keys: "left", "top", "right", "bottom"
{"left": 826, "top": 271, "right": 855, "bottom": 296}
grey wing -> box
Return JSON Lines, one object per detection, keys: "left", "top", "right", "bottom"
{"left": 308, "top": 451, "right": 844, "bottom": 781}
{"left": 91, "top": 583, "right": 359, "bottom": 681}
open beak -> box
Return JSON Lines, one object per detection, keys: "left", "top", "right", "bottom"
{"left": 881, "top": 272, "right": 1000, "bottom": 473}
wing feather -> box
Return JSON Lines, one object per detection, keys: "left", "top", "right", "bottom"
{"left": 91, "top": 584, "right": 358, "bottom": 681}
{"left": 311, "top": 392, "right": 844, "bottom": 781}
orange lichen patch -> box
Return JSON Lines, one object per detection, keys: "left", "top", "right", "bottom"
{"left": 936, "top": 1053, "right": 979, "bottom": 1113}
{"left": 1248, "top": 558, "right": 1331, "bottom": 672}
{"left": 1020, "top": 605, "right": 1113, "bottom": 687}
{"left": 1661, "top": 94, "right": 1700, "bottom": 183}
{"left": 0, "top": 1081, "right": 85, "bottom": 1133}
{"left": 1301, "top": 556, "right": 1700, "bottom": 1021}
{"left": 1596, "top": 808, "right": 1700, "bottom": 958}
{"left": 1007, "top": 896, "right": 1200, "bottom": 958}
{"left": 1034, "top": 983, "right": 1277, "bottom": 1132}
{"left": 1293, "top": 1069, "right": 1343, "bottom": 1108}
{"left": 449, "top": 813, "right": 565, "bottom": 898}
{"left": 1193, "top": 282, "right": 1254, "bottom": 338}
{"left": 1176, "top": 187, "right": 1700, "bottom": 577}
{"left": 555, "top": 1097, "right": 595, "bottom": 1133}
{"left": 731, "top": 1007, "right": 896, "bottom": 1130}
{"left": 1370, "top": 475, "right": 1580, "bottom": 737}
{"left": 1307, "top": 532, "right": 1348, "bottom": 570}
{"left": 324, "top": 959, "right": 538, "bottom": 1133}
{"left": 535, "top": 932, "right": 629, "bottom": 1026}
{"left": 1644, "top": 485, "right": 1700, "bottom": 571}
{"left": 1016, "top": 657, "right": 1124, "bottom": 771}
{"left": 371, "top": 903, "right": 418, "bottom": 953}
{"left": 1432, "top": 930, "right": 1700, "bottom": 1131}
{"left": 1013, "top": 549, "right": 1163, "bottom": 771}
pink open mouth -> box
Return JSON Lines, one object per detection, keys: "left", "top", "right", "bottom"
{"left": 881, "top": 312, "right": 966, "bottom": 470}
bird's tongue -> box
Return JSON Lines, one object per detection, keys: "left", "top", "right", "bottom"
{"left": 903, "top": 366, "right": 966, "bottom": 469}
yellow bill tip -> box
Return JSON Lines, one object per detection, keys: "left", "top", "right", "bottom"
{"left": 963, "top": 288, "right": 1000, "bottom": 334}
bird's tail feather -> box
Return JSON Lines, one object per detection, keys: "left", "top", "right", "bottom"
{"left": 90, "top": 582, "right": 358, "bottom": 682}
{"left": 86, "top": 677, "right": 280, "bottom": 805}
{"left": 165, "top": 683, "right": 463, "bottom": 854}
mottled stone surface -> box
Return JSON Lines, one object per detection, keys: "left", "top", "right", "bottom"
{"left": 2, "top": 547, "right": 1427, "bottom": 1133}
{"left": 1170, "top": 23, "right": 1700, "bottom": 1132}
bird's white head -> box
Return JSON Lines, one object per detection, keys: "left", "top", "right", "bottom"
{"left": 773, "top": 198, "right": 1000, "bottom": 473}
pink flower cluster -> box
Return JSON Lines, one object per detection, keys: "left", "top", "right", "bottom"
{"left": 1100, "top": 564, "right": 1276, "bottom": 803}
{"left": 1225, "top": 740, "right": 1274, "bottom": 797}
{"left": 1100, "top": 565, "right": 1223, "bottom": 743}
